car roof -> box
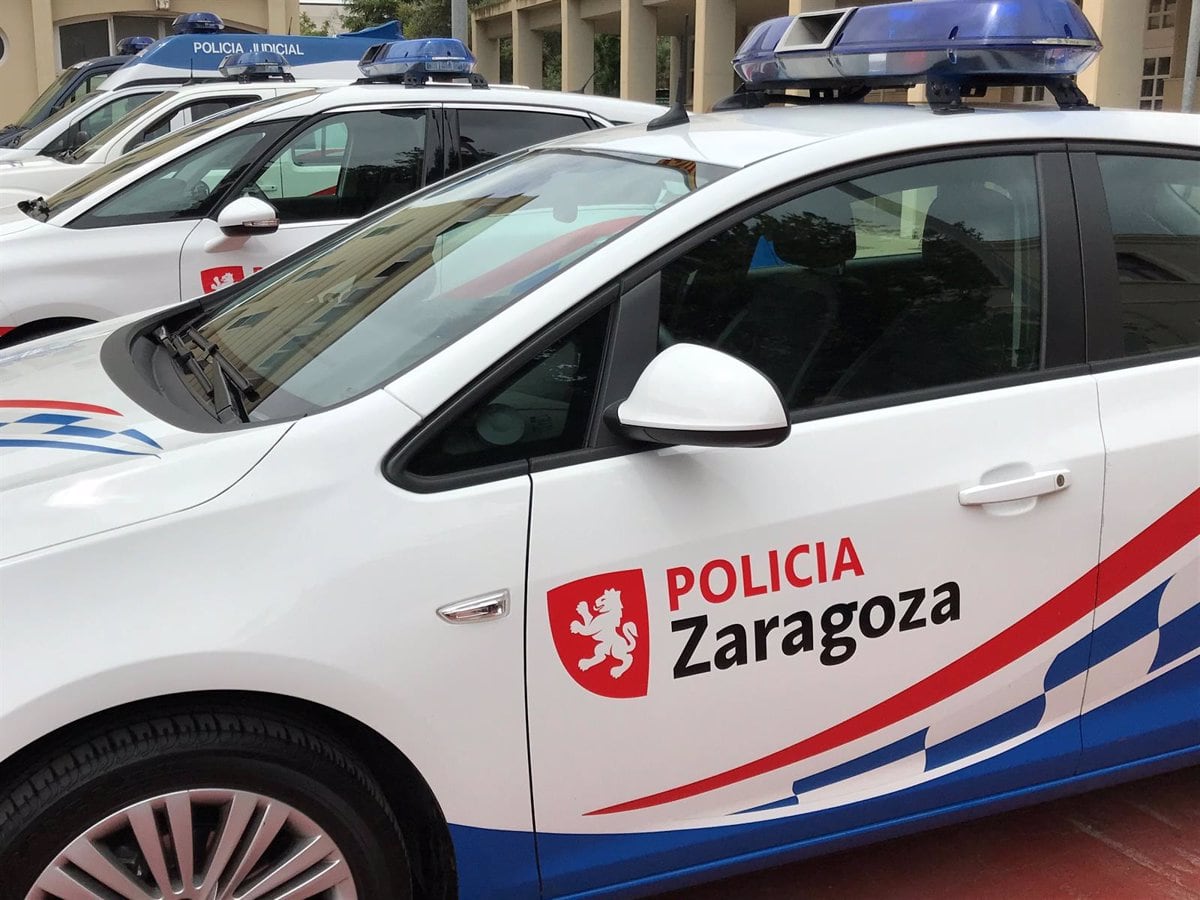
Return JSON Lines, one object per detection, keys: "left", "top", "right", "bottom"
{"left": 254, "top": 82, "right": 663, "bottom": 123}
{"left": 547, "top": 104, "right": 1200, "bottom": 169}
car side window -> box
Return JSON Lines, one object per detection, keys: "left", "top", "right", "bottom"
{"left": 245, "top": 109, "right": 427, "bottom": 223}
{"left": 131, "top": 96, "right": 259, "bottom": 150}
{"left": 42, "top": 92, "right": 159, "bottom": 156}
{"left": 657, "top": 155, "right": 1044, "bottom": 410}
{"left": 406, "top": 308, "right": 610, "bottom": 478}
{"left": 71, "top": 126, "right": 274, "bottom": 229}
{"left": 1095, "top": 154, "right": 1200, "bottom": 356}
{"left": 450, "top": 109, "right": 591, "bottom": 175}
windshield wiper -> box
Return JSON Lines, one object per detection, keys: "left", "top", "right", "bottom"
{"left": 182, "top": 327, "right": 256, "bottom": 423}
{"left": 154, "top": 325, "right": 252, "bottom": 424}
{"left": 17, "top": 196, "right": 50, "bottom": 222}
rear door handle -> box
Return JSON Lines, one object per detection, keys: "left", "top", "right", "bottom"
{"left": 959, "top": 469, "right": 1071, "bottom": 506}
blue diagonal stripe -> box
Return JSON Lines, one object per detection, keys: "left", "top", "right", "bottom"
{"left": 0, "top": 439, "right": 154, "bottom": 457}
{"left": 120, "top": 428, "right": 162, "bottom": 449}
{"left": 925, "top": 695, "right": 1046, "bottom": 771}
{"left": 1044, "top": 579, "right": 1169, "bottom": 691}
{"left": 16, "top": 413, "right": 88, "bottom": 426}
{"left": 791, "top": 730, "right": 928, "bottom": 797}
{"left": 45, "top": 425, "right": 117, "bottom": 439}
{"left": 1150, "top": 598, "right": 1200, "bottom": 673}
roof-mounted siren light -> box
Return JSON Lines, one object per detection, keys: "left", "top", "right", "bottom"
{"left": 116, "top": 35, "right": 156, "bottom": 56}
{"left": 357, "top": 38, "right": 484, "bottom": 86}
{"left": 219, "top": 51, "right": 295, "bottom": 82}
{"left": 727, "top": 0, "right": 1102, "bottom": 114}
{"left": 172, "top": 11, "right": 224, "bottom": 35}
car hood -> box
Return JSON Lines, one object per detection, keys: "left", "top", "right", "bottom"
{"left": 0, "top": 324, "right": 291, "bottom": 561}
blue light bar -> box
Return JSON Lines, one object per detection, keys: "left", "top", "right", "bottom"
{"left": 358, "top": 38, "right": 476, "bottom": 79}
{"left": 116, "top": 35, "right": 155, "bottom": 55}
{"left": 733, "top": 0, "right": 1100, "bottom": 89}
{"left": 172, "top": 12, "right": 224, "bottom": 35}
{"left": 219, "top": 50, "right": 291, "bottom": 80}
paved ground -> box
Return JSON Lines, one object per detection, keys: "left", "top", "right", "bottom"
{"left": 665, "top": 766, "right": 1200, "bottom": 899}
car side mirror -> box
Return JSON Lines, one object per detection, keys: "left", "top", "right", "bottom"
{"left": 217, "top": 197, "right": 279, "bottom": 237}
{"left": 612, "top": 344, "right": 790, "bottom": 448}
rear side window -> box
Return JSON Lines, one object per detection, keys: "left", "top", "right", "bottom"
{"left": 1096, "top": 154, "right": 1200, "bottom": 356}
{"left": 450, "top": 108, "right": 590, "bottom": 174}
{"left": 131, "top": 96, "right": 260, "bottom": 150}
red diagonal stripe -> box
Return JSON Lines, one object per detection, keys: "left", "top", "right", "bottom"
{"left": 0, "top": 399, "right": 121, "bottom": 416}
{"left": 588, "top": 488, "right": 1200, "bottom": 816}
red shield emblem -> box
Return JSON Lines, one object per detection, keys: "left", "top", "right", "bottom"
{"left": 201, "top": 266, "right": 245, "bottom": 294}
{"left": 548, "top": 570, "right": 650, "bottom": 699}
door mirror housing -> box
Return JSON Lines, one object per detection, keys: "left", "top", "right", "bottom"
{"left": 217, "top": 196, "right": 279, "bottom": 237}
{"left": 613, "top": 344, "right": 790, "bottom": 448}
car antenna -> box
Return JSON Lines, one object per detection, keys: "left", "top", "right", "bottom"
{"left": 647, "top": 17, "right": 689, "bottom": 131}
{"left": 573, "top": 70, "right": 597, "bottom": 94}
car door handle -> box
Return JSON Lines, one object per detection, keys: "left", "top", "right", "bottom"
{"left": 438, "top": 590, "right": 510, "bottom": 624}
{"left": 959, "top": 469, "right": 1071, "bottom": 506}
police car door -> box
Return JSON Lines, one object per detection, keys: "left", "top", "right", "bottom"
{"left": 1070, "top": 147, "right": 1200, "bottom": 771}
{"left": 524, "top": 150, "right": 1107, "bottom": 894}
{"left": 177, "top": 105, "right": 437, "bottom": 298}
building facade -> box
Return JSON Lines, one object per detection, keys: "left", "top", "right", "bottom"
{"left": 0, "top": 0, "right": 301, "bottom": 126}
{"left": 470, "top": 0, "right": 1199, "bottom": 113}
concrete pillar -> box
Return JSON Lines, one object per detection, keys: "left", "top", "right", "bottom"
{"left": 694, "top": 0, "right": 735, "bottom": 112}
{"left": 512, "top": 8, "right": 544, "bottom": 89}
{"left": 667, "top": 34, "right": 682, "bottom": 101}
{"left": 1076, "top": 0, "right": 1147, "bottom": 109}
{"left": 562, "top": 0, "right": 595, "bottom": 93}
{"left": 619, "top": 0, "right": 657, "bottom": 103}
{"left": 787, "top": 0, "right": 833, "bottom": 12}
{"left": 31, "top": 0, "right": 56, "bottom": 89}
{"left": 267, "top": 0, "right": 289, "bottom": 34}
{"left": 471, "top": 18, "right": 502, "bottom": 84}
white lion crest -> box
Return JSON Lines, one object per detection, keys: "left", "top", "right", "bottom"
{"left": 570, "top": 588, "right": 638, "bottom": 678}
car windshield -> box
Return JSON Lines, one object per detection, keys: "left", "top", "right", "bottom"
{"left": 42, "top": 91, "right": 318, "bottom": 219}
{"left": 183, "top": 149, "right": 730, "bottom": 421}
{"left": 70, "top": 92, "right": 178, "bottom": 161}
{"left": 9, "top": 89, "right": 99, "bottom": 147}
{"left": 13, "top": 67, "right": 81, "bottom": 128}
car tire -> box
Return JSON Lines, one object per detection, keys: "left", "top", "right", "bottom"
{"left": 0, "top": 706, "right": 413, "bottom": 900}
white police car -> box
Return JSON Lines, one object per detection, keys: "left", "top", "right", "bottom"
{"left": 0, "top": 40, "right": 660, "bottom": 347}
{"left": 0, "top": 64, "right": 345, "bottom": 209}
{"left": 0, "top": 2, "right": 1197, "bottom": 897}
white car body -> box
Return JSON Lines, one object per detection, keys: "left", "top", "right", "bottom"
{"left": 0, "top": 83, "right": 661, "bottom": 343}
{"left": 0, "top": 80, "right": 347, "bottom": 209}
{"left": 0, "top": 86, "right": 167, "bottom": 164}
{"left": 0, "top": 101, "right": 1196, "bottom": 897}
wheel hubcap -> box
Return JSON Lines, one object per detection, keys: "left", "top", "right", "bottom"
{"left": 27, "top": 788, "right": 358, "bottom": 900}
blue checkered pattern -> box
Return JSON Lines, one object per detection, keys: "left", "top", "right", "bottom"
{"left": 0, "top": 412, "right": 162, "bottom": 456}
{"left": 743, "top": 572, "right": 1199, "bottom": 815}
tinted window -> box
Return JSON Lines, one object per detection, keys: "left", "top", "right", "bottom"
{"left": 42, "top": 91, "right": 159, "bottom": 156}
{"left": 657, "top": 155, "right": 1043, "bottom": 410}
{"left": 245, "top": 109, "right": 427, "bottom": 222}
{"left": 72, "top": 125, "right": 274, "bottom": 228}
{"left": 1096, "top": 154, "right": 1200, "bottom": 356}
{"left": 132, "top": 96, "right": 258, "bottom": 149}
{"left": 451, "top": 109, "right": 590, "bottom": 174}
{"left": 407, "top": 308, "right": 610, "bottom": 477}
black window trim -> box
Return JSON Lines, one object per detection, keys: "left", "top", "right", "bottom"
{"left": 1067, "top": 141, "right": 1200, "bottom": 372}
{"left": 619, "top": 141, "right": 1088, "bottom": 428}
{"left": 125, "top": 93, "right": 265, "bottom": 154}
{"left": 386, "top": 142, "right": 1092, "bottom": 492}
{"left": 443, "top": 104, "right": 595, "bottom": 178}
